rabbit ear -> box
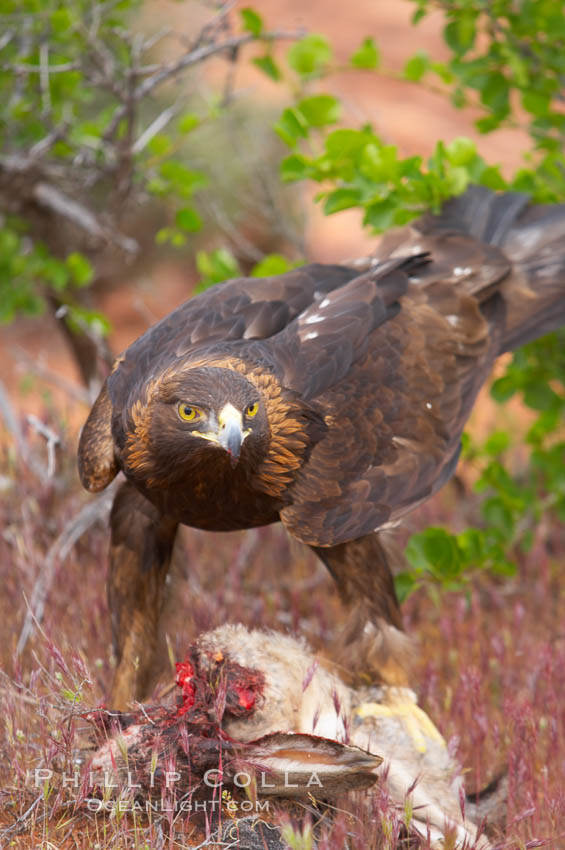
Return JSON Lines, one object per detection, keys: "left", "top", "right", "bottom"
{"left": 237, "top": 732, "right": 382, "bottom": 798}
{"left": 78, "top": 379, "right": 119, "bottom": 492}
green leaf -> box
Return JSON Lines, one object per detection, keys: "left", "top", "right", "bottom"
{"left": 430, "top": 60, "right": 454, "bottom": 85}
{"left": 178, "top": 113, "right": 200, "bottom": 134}
{"left": 296, "top": 94, "right": 341, "bottom": 127}
{"left": 61, "top": 688, "right": 81, "bottom": 703}
{"left": 405, "top": 534, "right": 429, "bottom": 572}
{"left": 287, "top": 34, "right": 332, "bottom": 76}
{"left": 527, "top": 408, "right": 561, "bottom": 444}
{"left": 521, "top": 89, "right": 551, "bottom": 117}
{"left": 280, "top": 153, "right": 311, "bottom": 182}
{"left": 445, "top": 137, "right": 476, "bottom": 166}
{"left": 44, "top": 259, "right": 69, "bottom": 290}
{"left": 489, "top": 559, "right": 517, "bottom": 577}
{"left": 66, "top": 252, "right": 94, "bottom": 287}
{"left": 66, "top": 305, "right": 111, "bottom": 337}
{"left": 404, "top": 51, "right": 429, "bottom": 82}
{"left": 423, "top": 528, "right": 462, "bottom": 578}
{"left": 363, "top": 197, "right": 397, "bottom": 232}
{"left": 444, "top": 14, "right": 477, "bottom": 55}
{"left": 490, "top": 375, "right": 517, "bottom": 402}
{"left": 481, "top": 497, "right": 514, "bottom": 536}
{"left": 274, "top": 107, "right": 309, "bottom": 147}
{"left": 406, "top": 527, "right": 463, "bottom": 581}
{"left": 479, "top": 165, "right": 507, "bottom": 191}
{"left": 476, "top": 115, "right": 503, "bottom": 134}
{"left": 446, "top": 165, "right": 469, "bottom": 195}
{"left": 50, "top": 8, "right": 72, "bottom": 33}
{"left": 456, "top": 528, "right": 485, "bottom": 565}
{"left": 253, "top": 55, "right": 281, "bottom": 81}
{"left": 350, "top": 37, "right": 379, "bottom": 70}
{"left": 156, "top": 227, "right": 172, "bottom": 245}
{"left": 523, "top": 381, "right": 560, "bottom": 411}
{"left": 323, "top": 187, "right": 363, "bottom": 214}
{"left": 324, "top": 128, "right": 370, "bottom": 158}
{"left": 251, "top": 254, "right": 302, "bottom": 277}
{"left": 160, "top": 161, "right": 208, "bottom": 196}
{"left": 484, "top": 430, "right": 511, "bottom": 456}
{"left": 480, "top": 72, "right": 510, "bottom": 114}
{"left": 175, "top": 207, "right": 202, "bottom": 232}
{"left": 196, "top": 249, "right": 240, "bottom": 288}
{"left": 240, "top": 7, "right": 263, "bottom": 37}
{"left": 147, "top": 133, "right": 172, "bottom": 157}
{"left": 361, "top": 143, "right": 398, "bottom": 181}
{"left": 394, "top": 571, "right": 419, "bottom": 604}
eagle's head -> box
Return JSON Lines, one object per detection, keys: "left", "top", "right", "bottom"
{"left": 120, "top": 366, "right": 271, "bottom": 485}
{"left": 78, "top": 356, "right": 326, "bottom": 515}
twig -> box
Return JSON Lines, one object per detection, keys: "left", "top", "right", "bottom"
{"left": 0, "top": 671, "right": 44, "bottom": 707}
{"left": 0, "top": 29, "right": 14, "bottom": 50}
{"left": 28, "top": 126, "right": 65, "bottom": 159}
{"left": 39, "top": 41, "right": 51, "bottom": 116}
{"left": 25, "top": 415, "right": 61, "bottom": 480}
{"left": 0, "top": 380, "right": 30, "bottom": 465}
{"left": 204, "top": 198, "right": 265, "bottom": 263}
{"left": 0, "top": 793, "right": 42, "bottom": 838}
{"left": 33, "top": 181, "right": 139, "bottom": 254}
{"left": 135, "top": 32, "right": 286, "bottom": 100}
{"left": 0, "top": 380, "right": 47, "bottom": 482}
{"left": 132, "top": 103, "right": 180, "bottom": 155}
{"left": 103, "top": 29, "right": 300, "bottom": 143}
{"left": 2, "top": 61, "right": 80, "bottom": 73}
{"left": 16, "top": 476, "right": 121, "bottom": 656}
{"left": 12, "top": 345, "right": 91, "bottom": 405}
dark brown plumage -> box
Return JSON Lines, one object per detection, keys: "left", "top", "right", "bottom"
{"left": 78, "top": 186, "right": 565, "bottom": 706}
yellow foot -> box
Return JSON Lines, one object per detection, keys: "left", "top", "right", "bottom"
{"left": 355, "top": 687, "right": 446, "bottom": 755}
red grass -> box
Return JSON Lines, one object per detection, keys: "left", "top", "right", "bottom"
{"left": 1, "top": 403, "right": 564, "bottom": 848}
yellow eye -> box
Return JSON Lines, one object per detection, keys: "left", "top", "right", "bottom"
{"left": 246, "top": 401, "right": 259, "bottom": 418}
{"left": 178, "top": 402, "right": 202, "bottom": 422}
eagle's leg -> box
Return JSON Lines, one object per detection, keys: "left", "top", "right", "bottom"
{"left": 313, "top": 533, "right": 440, "bottom": 752}
{"left": 312, "top": 532, "right": 411, "bottom": 686}
{"left": 108, "top": 480, "right": 178, "bottom": 708}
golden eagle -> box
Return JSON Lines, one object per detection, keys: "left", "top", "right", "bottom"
{"left": 78, "top": 186, "right": 565, "bottom": 707}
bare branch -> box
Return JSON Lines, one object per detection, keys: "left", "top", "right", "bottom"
{"left": 0, "top": 381, "right": 31, "bottom": 469}
{"left": 0, "top": 380, "right": 48, "bottom": 483}
{"left": 39, "top": 42, "right": 51, "bottom": 117}
{"left": 0, "top": 30, "right": 15, "bottom": 50}
{"left": 29, "top": 126, "right": 69, "bottom": 159}
{"left": 135, "top": 32, "right": 288, "bottom": 100}
{"left": 33, "top": 181, "right": 139, "bottom": 254}
{"left": 104, "top": 29, "right": 300, "bottom": 142}
{"left": 140, "top": 26, "right": 171, "bottom": 52}
{"left": 25, "top": 415, "right": 61, "bottom": 480}
{"left": 2, "top": 61, "right": 80, "bottom": 73}
{"left": 132, "top": 103, "right": 180, "bottom": 155}
{"left": 13, "top": 345, "right": 91, "bottom": 405}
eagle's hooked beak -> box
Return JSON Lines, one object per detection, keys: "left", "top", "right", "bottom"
{"left": 217, "top": 403, "right": 246, "bottom": 466}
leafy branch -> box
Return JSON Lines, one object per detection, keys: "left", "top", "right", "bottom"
{"left": 0, "top": 0, "right": 301, "bottom": 392}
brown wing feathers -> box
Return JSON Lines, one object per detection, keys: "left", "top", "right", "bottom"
{"left": 78, "top": 379, "right": 118, "bottom": 492}
{"left": 79, "top": 186, "right": 565, "bottom": 541}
